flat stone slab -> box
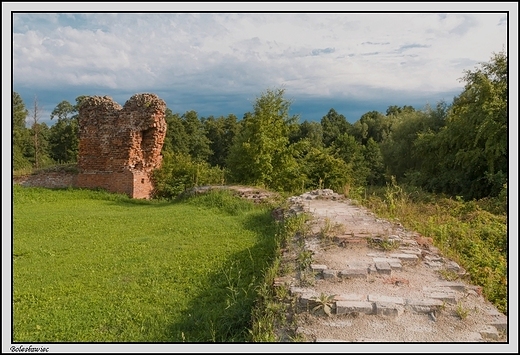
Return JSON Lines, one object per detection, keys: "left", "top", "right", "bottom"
{"left": 373, "top": 258, "right": 402, "bottom": 269}
{"left": 336, "top": 301, "right": 374, "bottom": 315}
{"left": 398, "top": 248, "right": 423, "bottom": 255}
{"left": 334, "top": 294, "right": 366, "bottom": 301}
{"left": 488, "top": 319, "right": 508, "bottom": 332}
{"left": 339, "top": 268, "right": 368, "bottom": 279}
{"left": 431, "top": 281, "right": 467, "bottom": 291}
{"left": 323, "top": 269, "right": 337, "bottom": 279}
{"left": 445, "top": 260, "right": 463, "bottom": 272}
{"left": 367, "top": 253, "right": 386, "bottom": 257}
{"left": 368, "top": 295, "right": 405, "bottom": 305}
{"left": 299, "top": 292, "right": 320, "bottom": 306}
{"left": 486, "top": 310, "right": 507, "bottom": 331}
{"left": 374, "top": 302, "right": 403, "bottom": 317}
{"left": 424, "top": 255, "right": 443, "bottom": 262}
{"left": 479, "top": 325, "right": 500, "bottom": 340}
{"left": 290, "top": 287, "right": 314, "bottom": 295}
{"left": 347, "top": 263, "right": 370, "bottom": 268}
{"left": 375, "top": 262, "right": 392, "bottom": 274}
{"left": 425, "top": 261, "right": 444, "bottom": 268}
{"left": 426, "top": 292, "right": 457, "bottom": 304}
{"left": 406, "top": 298, "right": 444, "bottom": 313}
{"left": 388, "top": 253, "right": 419, "bottom": 263}
{"left": 311, "top": 264, "right": 328, "bottom": 272}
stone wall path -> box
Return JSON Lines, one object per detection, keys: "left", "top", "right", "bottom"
{"left": 275, "top": 190, "right": 508, "bottom": 344}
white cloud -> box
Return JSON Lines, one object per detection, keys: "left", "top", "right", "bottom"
{"left": 9, "top": 11, "right": 510, "bottom": 121}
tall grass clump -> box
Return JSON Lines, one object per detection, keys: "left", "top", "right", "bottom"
{"left": 13, "top": 186, "right": 278, "bottom": 342}
{"left": 360, "top": 181, "right": 508, "bottom": 314}
{"left": 249, "top": 212, "right": 310, "bottom": 342}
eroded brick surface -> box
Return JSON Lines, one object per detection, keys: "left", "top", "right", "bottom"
{"left": 76, "top": 93, "right": 167, "bottom": 198}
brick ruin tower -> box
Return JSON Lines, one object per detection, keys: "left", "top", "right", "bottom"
{"left": 76, "top": 93, "right": 167, "bottom": 199}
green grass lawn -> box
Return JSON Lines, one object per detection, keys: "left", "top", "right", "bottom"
{"left": 13, "top": 186, "right": 277, "bottom": 342}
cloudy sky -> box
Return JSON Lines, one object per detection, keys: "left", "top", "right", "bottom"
{"left": 6, "top": 3, "right": 514, "bottom": 126}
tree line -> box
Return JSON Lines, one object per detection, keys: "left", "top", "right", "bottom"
{"left": 12, "top": 51, "right": 507, "bottom": 201}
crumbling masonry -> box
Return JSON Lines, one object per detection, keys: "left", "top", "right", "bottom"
{"left": 76, "top": 93, "right": 167, "bottom": 199}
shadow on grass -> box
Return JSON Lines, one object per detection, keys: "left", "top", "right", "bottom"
{"left": 163, "top": 210, "right": 278, "bottom": 342}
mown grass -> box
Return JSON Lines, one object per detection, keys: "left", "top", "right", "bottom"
{"left": 359, "top": 183, "right": 508, "bottom": 315}
{"left": 13, "top": 186, "right": 277, "bottom": 342}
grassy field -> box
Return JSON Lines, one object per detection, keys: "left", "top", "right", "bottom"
{"left": 13, "top": 186, "right": 277, "bottom": 342}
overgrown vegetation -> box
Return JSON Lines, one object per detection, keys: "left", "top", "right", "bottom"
{"left": 360, "top": 182, "right": 507, "bottom": 315}
{"left": 13, "top": 187, "right": 278, "bottom": 342}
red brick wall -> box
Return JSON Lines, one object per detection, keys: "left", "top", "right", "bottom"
{"left": 76, "top": 93, "right": 167, "bottom": 199}
{"left": 16, "top": 172, "right": 78, "bottom": 189}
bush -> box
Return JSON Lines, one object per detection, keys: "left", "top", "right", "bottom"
{"left": 152, "top": 152, "right": 226, "bottom": 199}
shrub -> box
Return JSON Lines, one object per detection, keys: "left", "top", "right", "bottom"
{"left": 152, "top": 152, "right": 226, "bottom": 199}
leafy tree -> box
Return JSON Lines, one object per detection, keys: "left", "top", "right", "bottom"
{"left": 226, "top": 88, "right": 299, "bottom": 190}
{"left": 409, "top": 52, "right": 507, "bottom": 199}
{"left": 298, "top": 145, "right": 352, "bottom": 192}
{"left": 203, "top": 114, "right": 240, "bottom": 167}
{"left": 289, "top": 120, "right": 323, "bottom": 148}
{"left": 49, "top": 100, "right": 80, "bottom": 163}
{"left": 381, "top": 109, "right": 431, "bottom": 181}
{"left": 163, "top": 109, "right": 190, "bottom": 156}
{"left": 181, "top": 110, "right": 212, "bottom": 162}
{"left": 321, "top": 108, "right": 351, "bottom": 147}
{"left": 331, "top": 133, "right": 369, "bottom": 187}
{"left": 386, "top": 105, "right": 415, "bottom": 116}
{"left": 27, "top": 121, "right": 53, "bottom": 169}
{"left": 364, "top": 138, "right": 385, "bottom": 185}
{"left": 350, "top": 110, "right": 391, "bottom": 144}
{"left": 451, "top": 51, "right": 507, "bottom": 198}
{"left": 423, "top": 100, "right": 449, "bottom": 133}
{"left": 12, "top": 92, "right": 32, "bottom": 170}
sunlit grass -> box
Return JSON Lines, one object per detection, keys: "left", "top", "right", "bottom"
{"left": 13, "top": 186, "right": 277, "bottom": 342}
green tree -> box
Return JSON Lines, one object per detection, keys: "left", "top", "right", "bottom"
{"left": 386, "top": 105, "right": 415, "bottom": 116}
{"left": 350, "top": 110, "right": 391, "bottom": 144}
{"left": 321, "top": 108, "right": 351, "bottom": 147}
{"left": 181, "top": 110, "right": 212, "bottom": 162}
{"left": 203, "top": 114, "right": 240, "bottom": 167}
{"left": 381, "top": 109, "right": 431, "bottom": 181}
{"left": 163, "top": 109, "right": 189, "bottom": 156}
{"left": 49, "top": 100, "right": 80, "bottom": 163}
{"left": 407, "top": 52, "right": 507, "bottom": 199}
{"left": 297, "top": 144, "right": 352, "bottom": 192}
{"left": 226, "top": 88, "right": 299, "bottom": 190}
{"left": 12, "top": 92, "right": 32, "bottom": 170}
{"left": 332, "top": 133, "right": 369, "bottom": 187}
{"left": 452, "top": 51, "right": 507, "bottom": 197}
{"left": 364, "top": 138, "right": 385, "bottom": 185}
{"left": 289, "top": 120, "right": 323, "bottom": 148}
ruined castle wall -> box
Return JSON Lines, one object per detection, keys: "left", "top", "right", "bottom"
{"left": 76, "top": 93, "right": 167, "bottom": 198}
{"left": 16, "top": 172, "right": 78, "bottom": 189}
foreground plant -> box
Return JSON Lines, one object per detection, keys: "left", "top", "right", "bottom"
{"left": 311, "top": 293, "right": 336, "bottom": 317}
